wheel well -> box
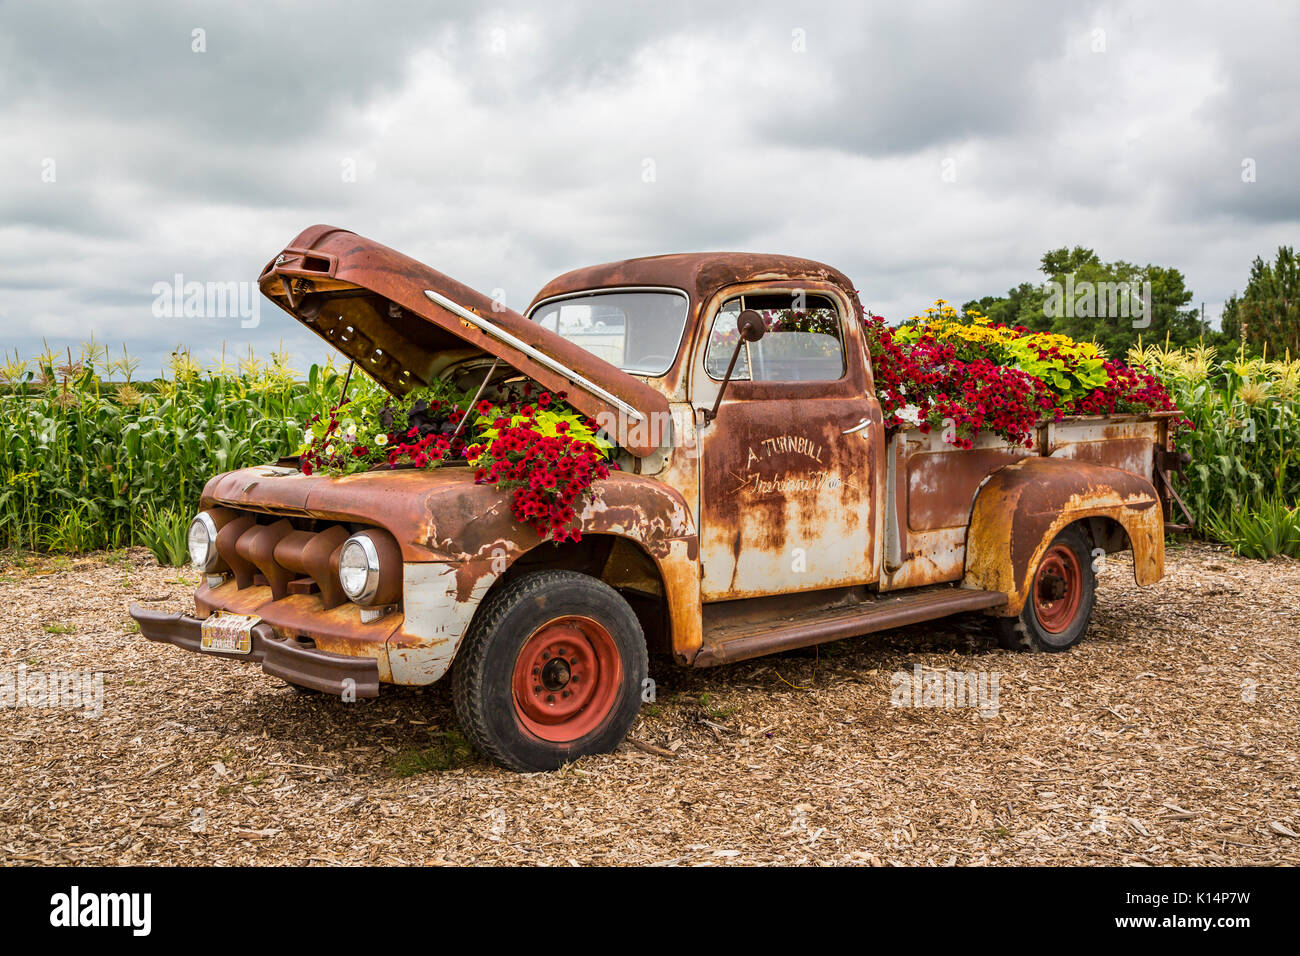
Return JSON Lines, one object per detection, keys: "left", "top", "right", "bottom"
{"left": 1082, "top": 516, "right": 1131, "bottom": 555}
{"left": 483, "top": 535, "right": 672, "bottom": 655}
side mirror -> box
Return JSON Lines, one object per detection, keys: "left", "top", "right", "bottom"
{"left": 737, "top": 308, "right": 766, "bottom": 344}
{"left": 702, "top": 309, "right": 765, "bottom": 424}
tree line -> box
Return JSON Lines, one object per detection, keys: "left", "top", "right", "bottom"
{"left": 962, "top": 245, "right": 1298, "bottom": 359}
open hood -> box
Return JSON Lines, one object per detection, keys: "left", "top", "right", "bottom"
{"left": 258, "top": 225, "right": 671, "bottom": 457}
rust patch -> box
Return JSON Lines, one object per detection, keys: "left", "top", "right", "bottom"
{"left": 195, "top": 580, "right": 397, "bottom": 682}
{"left": 907, "top": 446, "right": 1031, "bottom": 532}
{"left": 1048, "top": 437, "right": 1156, "bottom": 480}
{"left": 964, "top": 457, "right": 1164, "bottom": 614}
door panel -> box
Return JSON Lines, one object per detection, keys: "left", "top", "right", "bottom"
{"left": 692, "top": 284, "right": 882, "bottom": 601}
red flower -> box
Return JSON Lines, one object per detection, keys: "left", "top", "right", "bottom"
{"left": 305, "top": 380, "right": 610, "bottom": 542}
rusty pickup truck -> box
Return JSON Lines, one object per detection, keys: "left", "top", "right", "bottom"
{"left": 131, "top": 225, "right": 1183, "bottom": 771}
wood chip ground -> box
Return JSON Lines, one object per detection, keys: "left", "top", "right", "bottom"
{"left": 1, "top": 543, "right": 1296, "bottom": 866}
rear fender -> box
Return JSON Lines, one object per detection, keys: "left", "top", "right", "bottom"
{"left": 963, "top": 457, "right": 1163, "bottom": 616}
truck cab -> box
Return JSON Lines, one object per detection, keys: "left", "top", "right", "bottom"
{"left": 131, "top": 225, "right": 1177, "bottom": 771}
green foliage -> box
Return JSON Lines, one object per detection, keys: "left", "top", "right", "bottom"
{"left": 963, "top": 247, "right": 1214, "bottom": 358}
{"left": 7, "top": 331, "right": 1297, "bottom": 563}
{"left": 138, "top": 504, "right": 191, "bottom": 567}
{"left": 964, "top": 282, "right": 1040, "bottom": 329}
{"left": 35, "top": 501, "right": 101, "bottom": 554}
{"left": 474, "top": 404, "right": 612, "bottom": 453}
{"left": 1137, "top": 342, "right": 1300, "bottom": 555}
{"left": 299, "top": 376, "right": 465, "bottom": 476}
{"left": 1205, "top": 497, "right": 1300, "bottom": 559}
{"left": 1221, "top": 246, "right": 1300, "bottom": 360}
{"left": 1005, "top": 335, "right": 1110, "bottom": 399}
{"left": 0, "top": 343, "right": 343, "bottom": 554}
{"left": 389, "top": 730, "right": 477, "bottom": 776}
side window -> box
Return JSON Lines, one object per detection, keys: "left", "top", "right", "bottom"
{"left": 704, "top": 293, "right": 845, "bottom": 382}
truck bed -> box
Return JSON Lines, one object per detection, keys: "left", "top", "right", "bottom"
{"left": 879, "top": 412, "right": 1178, "bottom": 592}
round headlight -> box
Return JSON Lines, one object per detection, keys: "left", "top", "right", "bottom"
{"left": 338, "top": 534, "right": 381, "bottom": 604}
{"left": 188, "top": 512, "right": 218, "bottom": 571}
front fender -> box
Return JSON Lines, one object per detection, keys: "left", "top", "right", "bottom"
{"left": 963, "top": 457, "right": 1163, "bottom": 616}
{"left": 390, "top": 473, "right": 700, "bottom": 684}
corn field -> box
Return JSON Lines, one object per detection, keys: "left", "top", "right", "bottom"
{"left": 1133, "top": 342, "right": 1300, "bottom": 556}
{"left": 0, "top": 343, "right": 342, "bottom": 562}
{"left": 0, "top": 339, "right": 1297, "bottom": 563}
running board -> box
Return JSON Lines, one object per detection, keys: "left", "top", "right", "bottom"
{"left": 691, "top": 586, "right": 1008, "bottom": 667}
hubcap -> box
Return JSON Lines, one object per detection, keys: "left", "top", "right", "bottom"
{"left": 1032, "top": 544, "right": 1083, "bottom": 634}
{"left": 512, "top": 616, "right": 622, "bottom": 743}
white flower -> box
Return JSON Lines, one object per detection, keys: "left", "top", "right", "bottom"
{"left": 302, "top": 429, "right": 314, "bottom": 445}
{"left": 374, "top": 433, "right": 389, "bottom": 447}
{"left": 325, "top": 444, "right": 336, "bottom": 456}
{"left": 896, "top": 404, "right": 922, "bottom": 426}
{"left": 341, "top": 419, "right": 357, "bottom": 441}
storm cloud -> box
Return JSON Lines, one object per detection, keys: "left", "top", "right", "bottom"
{"left": 2, "top": 0, "right": 1297, "bottom": 373}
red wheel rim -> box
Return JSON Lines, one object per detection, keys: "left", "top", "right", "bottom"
{"left": 1032, "top": 544, "right": 1083, "bottom": 634}
{"left": 512, "top": 616, "right": 622, "bottom": 743}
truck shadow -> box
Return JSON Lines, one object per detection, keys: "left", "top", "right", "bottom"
{"left": 198, "top": 609, "right": 1020, "bottom": 775}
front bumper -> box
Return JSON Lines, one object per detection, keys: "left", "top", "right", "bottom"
{"left": 129, "top": 604, "right": 380, "bottom": 697}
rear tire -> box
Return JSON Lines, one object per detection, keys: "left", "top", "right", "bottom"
{"left": 452, "top": 570, "right": 648, "bottom": 772}
{"left": 996, "top": 525, "right": 1096, "bottom": 652}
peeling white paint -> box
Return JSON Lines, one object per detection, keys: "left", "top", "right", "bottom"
{"left": 387, "top": 562, "right": 499, "bottom": 685}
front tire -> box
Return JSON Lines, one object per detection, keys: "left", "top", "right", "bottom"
{"left": 997, "top": 525, "right": 1096, "bottom": 652}
{"left": 452, "top": 570, "right": 648, "bottom": 772}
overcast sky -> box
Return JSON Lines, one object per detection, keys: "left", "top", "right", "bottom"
{"left": 3, "top": 0, "right": 1297, "bottom": 375}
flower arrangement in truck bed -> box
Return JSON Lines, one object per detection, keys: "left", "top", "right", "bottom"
{"left": 861, "top": 300, "right": 1181, "bottom": 449}
{"left": 297, "top": 376, "right": 614, "bottom": 543}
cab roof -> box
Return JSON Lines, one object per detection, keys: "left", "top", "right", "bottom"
{"left": 529, "top": 252, "right": 858, "bottom": 311}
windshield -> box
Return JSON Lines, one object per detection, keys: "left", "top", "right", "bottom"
{"left": 530, "top": 290, "right": 689, "bottom": 376}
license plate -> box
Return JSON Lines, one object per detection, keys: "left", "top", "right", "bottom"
{"left": 200, "top": 613, "right": 259, "bottom": 655}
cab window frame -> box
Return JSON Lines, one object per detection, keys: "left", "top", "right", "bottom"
{"left": 702, "top": 289, "right": 849, "bottom": 384}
